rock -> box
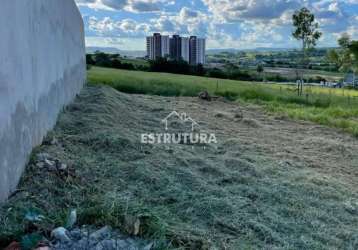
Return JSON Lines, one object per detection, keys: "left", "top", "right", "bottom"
{"left": 74, "top": 238, "right": 92, "bottom": 249}
{"left": 198, "top": 91, "right": 211, "bottom": 101}
{"left": 143, "top": 242, "right": 153, "bottom": 250}
{"left": 44, "top": 159, "right": 57, "bottom": 171}
{"left": 36, "top": 162, "right": 45, "bottom": 169}
{"left": 344, "top": 200, "right": 358, "bottom": 214}
{"left": 25, "top": 211, "right": 45, "bottom": 222}
{"left": 51, "top": 227, "right": 71, "bottom": 243}
{"left": 56, "top": 161, "right": 68, "bottom": 171}
{"left": 36, "top": 153, "right": 51, "bottom": 162}
{"left": 70, "top": 228, "right": 82, "bottom": 240}
{"left": 95, "top": 239, "right": 129, "bottom": 250}
{"left": 90, "top": 226, "right": 111, "bottom": 241}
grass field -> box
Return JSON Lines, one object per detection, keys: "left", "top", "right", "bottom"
{"left": 1, "top": 85, "right": 357, "bottom": 249}
{"left": 120, "top": 57, "right": 149, "bottom": 67}
{"left": 88, "top": 66, "right": 358, "bottom": 136}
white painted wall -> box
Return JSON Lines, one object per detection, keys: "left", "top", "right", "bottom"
{"left": 0, "top": 0, "right": 86, "bottom": 202}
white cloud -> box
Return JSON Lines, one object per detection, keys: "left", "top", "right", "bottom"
{"left": 202, "top": 0, "right": 300, "bottom": 22}
{"left": 76, "top": 0, "right": 169, "bottom": 12}
{"left": 78, "top": 0, "right": 358, "bottom": 49}
{"left": 87, "top": 16, "right": 150, "bottom": 37}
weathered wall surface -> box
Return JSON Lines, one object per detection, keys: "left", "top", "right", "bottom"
{"left": 0, "top": 0, "right": 86, "bottom": 202}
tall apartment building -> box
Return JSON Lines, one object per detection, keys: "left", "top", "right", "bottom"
{"left": 189, "top": 36, "right": 197, "bottom": 65}
{"left": 189, "top": 36, "right": 206, "bottom": 65}
{"left": 161, "top": 35, "right": 170, "bottom": 57}
{"left": 196, "top": 38, "right": 206, "bottom": 65}
{"left": 146, "top": 36, "right": 154, "bottom": 60}
{"left": 180, "top": 37, "right": 190, "bottom": 63}
{"left": 146, "top": 33, "right": 169, "bottom": 60}
{"left": 147, "top": 33, "right": 205, "bottom": 65}
{"left": 170, "top": 35, "right": 181, "bottom": 61}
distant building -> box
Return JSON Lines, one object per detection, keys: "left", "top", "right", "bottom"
{"left": 196, "top": 38, "right": 206, "bottom": 65}
{"left": 189, "top": 36, "right": 206, "bottom": 65}
{"left": 147, "top": 33, "right": 205, "bottom": 65}
{"left": 189, "top": 36, "right": 197, "bottom": 65}
{"left": 146, "top": 36, "right": 154, "bottom": 60}
{"left": 170, "top": 35, "right": 181, "bottom": 61}
{"left": 180, "top": 37, "right": 190, "bottom": 63}
{"left": 161, "top": 35, "right": 170, "bottom": 58}
{"left": 146, "top": 33, "right": 169, "bottom": 60}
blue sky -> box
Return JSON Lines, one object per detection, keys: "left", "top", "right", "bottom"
{"left": 75, "top": 0, "right": 358, "bottom": 50}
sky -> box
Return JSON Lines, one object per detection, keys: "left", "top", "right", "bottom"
{"left": 75, "top": 0, "right": 358, "bottom": 51}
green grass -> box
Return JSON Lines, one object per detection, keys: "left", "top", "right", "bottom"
{"left": 1, "top": 85, "right": 357, "bottom": 249}
{"left": 120, "top": 57, "right": 149, "bottom": 67}
{"left": 88, "top": 66, "right": 358, "bottom": 136}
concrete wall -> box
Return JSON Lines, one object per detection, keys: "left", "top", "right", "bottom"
{"left": 0, "top": 0, "right": 86, "bottom": 202}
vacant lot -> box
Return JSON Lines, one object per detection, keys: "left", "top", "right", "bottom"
{"left": 263, "top": 67, "right": 344, "bottom": 82}
{"left": 1, "top": 85, "right": 357, "bottom": 249}
{"left": 88, "top": 67, "right": 358, "bottom": 136}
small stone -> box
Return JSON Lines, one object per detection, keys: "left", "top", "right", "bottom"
{"left": 36, "top": 162, "right": 45, "bottom": 169}
{"left": 44, "top": 159, "right": 56, "bottom": 171}
{"left": 75, "top": 238, "right": 91, "bottom": 249}
{"left": 143, "top": 242, "right": 153, "bottom": 250}
{"left": 36, "top": 153, "right": 51, "bottom": 162}
{"left": 344, "top": 200, "right": 358, "bottom": 214}
{"left": 51, "top": 227, "right": 71, "bottom": 243}
{"left": 57, "top": 162, "right": 68, "bottom": 171}
{"left": 198, "top": 90, "right": 211, "bottom": 101}
{"left": 69, "top": 228, "right": 82, "bottom": 240}
{"left": 90, "top": 226, "right": 111, "bottom": 241}
{"left": 94, "top": 239, "right": 120, "bottom": 250}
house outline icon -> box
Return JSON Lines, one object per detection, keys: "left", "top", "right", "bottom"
{"left": 161, "top": 111, "right": 199, "bottom": 131}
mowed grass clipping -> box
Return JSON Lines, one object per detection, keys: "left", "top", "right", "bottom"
{"left": 88, "top": 66, "right": 358, "bottom": 136}
{"left": 1, "top": 85, "right": 357, "bottom": 249}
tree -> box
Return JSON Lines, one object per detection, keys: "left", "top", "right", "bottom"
{"left": 292, "top": 7, "right": 322, "bottom": 95}
{"left": 327, "top": 34, "right": 358, "bottom": 87}
{"left": 94, "top": 51, "right": 112, "bottom": 67}
{"left": 349, "top": 40, "right": 358, "bottom": 87}
{"left": 196, "top": 63, "right": 206, "bottom": 76}
{"left": 86, "top": 54, "right": 95, "bottom": 65}
{"left": 256, "top": 64, "right": 264, "bottom": 81}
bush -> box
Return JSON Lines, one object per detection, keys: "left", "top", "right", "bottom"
{"left": 87, "top": 52, "right": 137, "bottom": 71}
{"left": 206, "top": 68, "right": 227, "bottom": 79}
{"left": 148, "top": 58, "right": 206, "bottom": 76}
